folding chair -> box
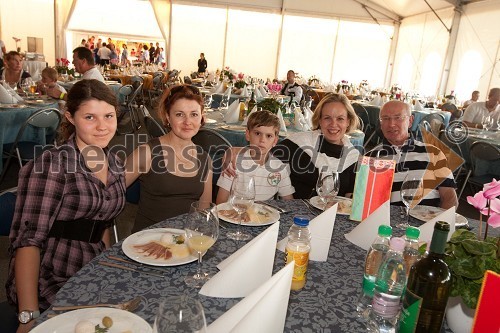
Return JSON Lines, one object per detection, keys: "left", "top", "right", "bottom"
{"left": 0, "top": 108, "right": 62, "bottom": 184}
{"left": 140, "top": 105, "right": 167, "bottom": 139}
{"left": 0, "top": 187, "right": 16, "bottom": 236}
{"left": 117, "top": 83, "right": 143, "bottom": 135}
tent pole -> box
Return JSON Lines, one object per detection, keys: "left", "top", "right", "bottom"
{"left": 275, "top": 0, "right": 285, "bottom": 80}
{"left": 384, "top": 20, "right": 400, "bottom": 90}
{"left": 222, "top": 5, "right": 229, "bottom": 69}
{"left": 167, "top": 1, "right": 172, "bottom": 70}
{"left": 438, "top": 5, "right": 462, "bottom": 97}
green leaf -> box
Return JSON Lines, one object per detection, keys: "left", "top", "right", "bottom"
{"left": 460, "top": 280, "right": 481, "bottom": 309}
{"left": 448, "top": 257, "right": 484, "bottom": 279}
{"left": 462, "top": 239, "right": 497, "bottom": 256}
{"left": 448, "top": 229, "right": 476, "bottom": 244}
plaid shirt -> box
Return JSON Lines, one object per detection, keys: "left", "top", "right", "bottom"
{"left": 6, "top": 137, "right": 126, "bottom": 310}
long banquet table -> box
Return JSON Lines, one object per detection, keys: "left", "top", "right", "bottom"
{"left": 0, "top": 101, "right": 59, "bottom": 173}
{"left": 36, "top": 201, "right": 465, "bottom": 332}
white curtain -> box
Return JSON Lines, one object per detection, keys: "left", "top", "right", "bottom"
{"left": 150, "top": 0, "right": 171, "bottom": 63}
{"left": 55, "top": 0, "right": 78, "bottom": 59}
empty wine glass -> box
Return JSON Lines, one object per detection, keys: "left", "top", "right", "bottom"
{"left": 203, "top": 93, "right": 213, "bottom": 109}
{"left": 227, "top": 174, "right": 255, "bottom": 241}
{"left": 153, "top": 295, "right": 207, "bottom": 333}
{"left": 184, "top": 201, "right": 219, "bottom": 288}
{"left": 399, "top": 174, "right": 425, "bottom": 229}
{"left": 315, "top": 172, "right": 340, "bottom": 210}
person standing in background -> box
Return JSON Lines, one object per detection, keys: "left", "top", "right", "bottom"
{"left": 149, "top": 43, "right": 155, "bottom": 63}
{"left": 0, "top": 39, "right": 6, "bottom": 69}
{"left": 154, "top": 42, "right": 161, "bottom": 64}
{"left": 121, "top": 44, "right": 129, "bottom": 66}
{"left": 197, "top": 53, "right": 207, "bottom": 74}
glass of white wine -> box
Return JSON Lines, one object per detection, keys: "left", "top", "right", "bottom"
{"left": 227, "top": 174, "right": 255, "bottom": 241}
{"left": 153, "top": 295, "right": 207, "bottom": 333}
{"left": 184, "top": 201, "right": 219, "bottom": 288}
{"left": 315, "top": 171, "right": 340, "bottom": 210}
{"left": 399, "top": 174, "right": 425, "bottom": 229}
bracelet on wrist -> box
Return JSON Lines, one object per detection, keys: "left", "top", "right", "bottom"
{"left": 59, "top": 92, "right": 66, "bottom": 100}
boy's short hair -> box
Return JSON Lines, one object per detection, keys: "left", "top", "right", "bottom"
{"left": 246, "top": 110, "right": 280, "bottom": 135}
{"left": 42, "top": 67, "right": 58, "bottom": 81}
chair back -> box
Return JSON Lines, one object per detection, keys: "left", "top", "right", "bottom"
{"left": 140, "top": 105, "right": 167, "bottom": 138}
{"left": 357, "top": 115, "right": 364, "bottom": 132}
{"left": 15, "top": 108, "right": 62, "bottom": 144}
{"left": 470, "top": 141, "right": 500, "bottom": 176}
{"left": 0, "top": 187, "right": 16, "bottom": 236}
{"left": 118, "top": 84, "right": 134, "bottom": 104}
{"left": 128, "top": 83, "right": 144, "bottom": 109}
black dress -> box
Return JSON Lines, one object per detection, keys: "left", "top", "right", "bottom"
{"left": 272, "top": 137, "right": 357, "bottom": 199}
{"left": 197, "top": 58, "right": 207, "bottom": 73}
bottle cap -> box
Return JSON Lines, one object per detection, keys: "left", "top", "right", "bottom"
{"left": 435, "top": 221, "right": 450, "bottom": 231}
{"left": 293, "top": 216, "right": 310, "bottom": 227}
{"left": 377, "top": 225, "right": 392, "bottom": 237}
{"left": 405, "top": 226, "right": 420, "bottom": 240}
{"left": 389, "top": 237, "right": 405, "bottom": 252}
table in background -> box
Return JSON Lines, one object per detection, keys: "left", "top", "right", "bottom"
{"left": 0, "top": 101, "right": 59, "bottom": 173}
{"left": 59, "top": 80, "right": 123, "bottom": 102}
{"left": 108, "top": 74, "right": 153, "bottom": 90}
{"left": 22, "top": 60, "right": 47, "bottom": 75}
{"left": 459, "top": 129, "right": 500, "bottom": 177}
{"left": 37, "top": 201, "right": 466, "bottom": 332}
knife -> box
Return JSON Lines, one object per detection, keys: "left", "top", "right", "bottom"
{"left": 107, "top": 255, "right": 168, "bottom": 274}
{"left": 255, "top": 201, "right": 288, "bottom": 213}
{"left": 98, "top": 261, "right": 164, "bottom": 278}
{"left": 301, "top": 199, "right": 321, "bottom": 216}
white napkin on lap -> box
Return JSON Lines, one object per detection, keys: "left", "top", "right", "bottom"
{"left": 200, "top": 223, "right": 279, "bottom": 298}
{"left": 277, "top": 110, "right": 287, "bottom": 133}
{"left": 241, "top": 106, "right": 257, "bottom": 126}
{"left": 418, "top": 206, "right": 456, "bottom": 243}
{"left": 344, "top": 200, "right": 390, "bottom": 251}
{"left": 223, "top": 100, "right": 240, "bottom": 124}
{"left": 277, "top": 204, "right": 337, "bottom": 261}
{"left": 206, "top": 262, "right": 294, "bottom": 333}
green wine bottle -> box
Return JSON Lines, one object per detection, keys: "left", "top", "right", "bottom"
{"left": 400, "top": 221, "right": 451, "bottom": 333}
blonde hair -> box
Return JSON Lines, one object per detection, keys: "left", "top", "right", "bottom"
{"left": 311, "top": 93, "right": 359, "bottom": 133}
{"left": 42, "top": 67, "right": 58, "bottom": 81}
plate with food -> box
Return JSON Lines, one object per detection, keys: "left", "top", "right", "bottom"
{"left": 409, "top": 205, "right": 468, "bottom": 226}
{"left": 309, "top": 196, "right": 352, "bottom": 215}
{"left": 220, "top": 125, "right": 247, "bottom": 132}
{"left": 0, "top": 103, "right": 27, "bottom": 109}
{"left": 31, "top": 308, "right": 151, "bottom": 333}
{"left": 216, "top": 202, "right": 280, "bottom": 226}
{"left": 122, "top": 228, "right": 197, "bottom": 266}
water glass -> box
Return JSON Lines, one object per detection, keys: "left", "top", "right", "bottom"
{"left": 315, "top": 172, "right": 340, "bottom": 210}
{"left": 398, "top": 175, "right": 424, "bottom": 229}
{"left": 153, "top": 295, "right": 207, "bottom": 333}
{"left": 227, "top": 174, "right": 255, "bottom": 241}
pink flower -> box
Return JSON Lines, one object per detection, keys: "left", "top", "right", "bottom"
{"left": 238, "top": 73, "right": 244, "bottom": 79}
{"left": 483, "top": 179, "right": 500, "bottom": 199}
{"left": 467, "top": 191, "right": 487, "bottom": 210}
{"left": 487, "top": 212, "right": 500, "bottom": 228}
{"left": 490, "top": 198, "right": 500, "bottom": 214}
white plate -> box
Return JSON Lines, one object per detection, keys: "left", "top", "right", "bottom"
{"left": 220, "top": 125, "right": 246, "bottom": 132}
{"left": 32, "top": 308, "right": 151, "bottom": 333}
{"left": 409, "top": 205, "right": 468, "bottom": 226}
{"left": 216, "top": 202, "right": 280, "bottom": 226}
{"left": 309, "top": 196, "right": 353, "bottom": 215}
{"left": 204, "top": 118, "right": 217, "bottom": 124}
{"left": 122, "top": 228, "right": 197, "bottom": 266}
{"left": 0, "top": 103, "right": 27, "bottom": 109}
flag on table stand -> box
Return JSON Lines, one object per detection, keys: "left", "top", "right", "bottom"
{"left": 350, "top": 156, "right": 395, "bottom": 221}
{"left": 472, "top": 270, "right": 500, "bottom": 332}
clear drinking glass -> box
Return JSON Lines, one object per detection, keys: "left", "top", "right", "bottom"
{"left": 227, "top": 174, "right": 255, "bottom": 241}
{"left": 315, "top": 172, "right": 340, "bottom": 210}
{"left": 398, "top": 174, "right": 425, "bottom": 229}
{"left": 153, "top": 295, "right": 207, "bottom": 333}
{"left": 203, "top": 93, "right": 212, "bottom": 109}
{"left": 184, "top": 201, "right": 219, "bottom": 288}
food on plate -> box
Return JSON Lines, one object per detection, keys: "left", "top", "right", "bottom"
{"left": 219, "top": 205, "right": 271, "bottom": 223}
{"left": 321, "top": 199, "right": 352, "bottom": 213}
{"left": 133, "top": 232, "right": 190, "bottom": 260}
{"left": 102, "top": 316, "right": 113, "bottom": 328}
{"left": 74, "top": 320, "right": 94, "bottom": 333}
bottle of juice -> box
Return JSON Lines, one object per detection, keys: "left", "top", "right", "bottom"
{"left": 285, "top": 216, "right": 311, "bottom": 291}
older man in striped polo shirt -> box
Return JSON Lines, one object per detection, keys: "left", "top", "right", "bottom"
{"left": 368, "top": 100, "right": 458, "bottom": 209}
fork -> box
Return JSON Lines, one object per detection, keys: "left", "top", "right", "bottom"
{"left": 52, "top": 296, "right": 141, "bottom": 312}
{"left": 255, "top": 201, "right": 291, "bottom": 214}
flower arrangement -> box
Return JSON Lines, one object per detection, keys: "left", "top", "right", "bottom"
{"left": 267, "top": 82, "right": 282, "bottom": 95}
{"left": 220, "top": 66, "right": 235, "bottom": 81}
{"left": 55, "top": 58, "right": 71, "bottom": 74}
{"left": 308, "top": 75, "right": 320, "bottom": 87}
{"left": 234, "top": 73, "right": 246, "bottom": 89}
{"left": 257, "top": 98, "right": 284, "bottom": 115}
{"left": 442, "top": 179, "right": 500, "bottom": 309}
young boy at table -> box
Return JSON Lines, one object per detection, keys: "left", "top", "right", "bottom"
{"left": 216, "top": 110, "right": 295, "bottom": 203}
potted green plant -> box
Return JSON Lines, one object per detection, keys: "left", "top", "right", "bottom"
{"left": 443, "top": 179, "right": 500, "bottom": 333}
{"left": 256, "top": 98, "right": 284, "bottom": 115}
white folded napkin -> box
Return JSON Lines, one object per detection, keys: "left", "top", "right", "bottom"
{"left": 206, "top": 261, "right": 294, "bottom": 333}
{"left": 207, "top": 72, "right": 215, "bottom": 82}
{"left": 277, "top": 203, "right": 338, "bottom": 261}
{"left": 303, "top": 107, "right": 313, "bottom": 129}
{"left": 371, "top": 95, "right": 381, "bottom": 106}
{"left": 344, "top": 200, "right": 390, "bottom": 251}
{"left": 414, "top": 100, "right": 424, "bottom": 111}
{"left": 200, "top": 222, "right": 279, "bottom": 298}
{"left": 223, "top": 86, "right": 232, "bottom": 96}
{"left": 0, "top": 84, "right": 23, "bottom": 103}
{"left": 259, "top": 85, "right": 268, "bottom": 97}
{"left": 294, "top": 107, "right": 307, "bottom": 131}
{"left": 241, "top": 106, "right": 257, "bottom": 126}
{"left": 223, "top": 100, "right": 241, "bottom": 124}
{"left": 418, "top": 206, "right": 456, "bottom": 243}
{"left": 240, "top": 86, "right": 248, "bottom": 97}
{"left": 254, "top": 87, "right": 262, "bottom": 99}
{"left": 277, "top": 109, "right": 287, "bottom": 133}
{"left": 212, "top": 82, "right": 223, "bottom": 94}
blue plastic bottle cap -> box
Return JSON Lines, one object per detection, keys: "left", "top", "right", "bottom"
{"left": 293, "top": 216, "right": 310, "bottom": 226}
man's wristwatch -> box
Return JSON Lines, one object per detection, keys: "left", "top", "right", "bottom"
{"left": 18, "top": 310, "right": 40, "bottom": 324}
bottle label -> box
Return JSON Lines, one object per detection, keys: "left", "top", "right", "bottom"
{"left": 399, "top": 289, "right": 423, "bottom": 333}
{"left": 285, "top": 248, "right": 309, "bottom": 282}
{"left": 371, "top": 293, "right": 401, "bottom": 318}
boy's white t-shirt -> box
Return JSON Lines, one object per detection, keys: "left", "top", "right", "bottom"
{"left": 217, "top": 150, "right": 295, "bottom": 201}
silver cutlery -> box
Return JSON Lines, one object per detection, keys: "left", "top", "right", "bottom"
{"left": 255, "top": 201, "right": 290, "bottom": 214}
{"left": 301, "top": 199, "right": 321, "bottom": 216}
{"left": 97, "top": 260, "right": 164, "bottom": 278}
{"left": 107, "top": 255, "right": 167, "bottom": 274}
{"left": 52, "top": 296, "right": 141, "bottom": 312}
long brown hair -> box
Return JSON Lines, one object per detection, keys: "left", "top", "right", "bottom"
{"left": 59, "top": 79, "right": 118, "bottom": 143}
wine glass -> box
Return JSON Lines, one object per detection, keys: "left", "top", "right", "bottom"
{"left": 399, "top": 174, "right": 425, "bottom": 229}
{"left": 153, "top": 295, "right": 207, "bottom": 333}
{"left": 315, "top": 172, "right": 340, "bottom": 210}
{"left": 227, "top": 174, "right": 255, "bottom": 241}
{"left": 20, "top": 79, "right": 31, "bottom": 97}
{"left": 184, "top": 201, "right": 219, "bottom": 288}
{"left": 203, "top": 93, "right": 212, "bottom": 109}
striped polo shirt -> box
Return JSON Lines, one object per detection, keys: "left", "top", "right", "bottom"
{"left": 367, "top": 136, "right": 456, "bottom": 207}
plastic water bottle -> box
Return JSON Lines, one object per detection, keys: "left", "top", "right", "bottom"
{"left": 367, "top": 237, "right": 407, "bottom": 333}
{"left": 356, "top": 225, "right": 392, "bottom": 320}
{"left": 403, "top": 227, "right": 421, "bottom": 277}
{"left": 285, "top": 216, "right": 311, "bottom": 291}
